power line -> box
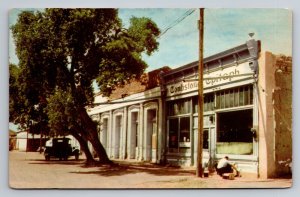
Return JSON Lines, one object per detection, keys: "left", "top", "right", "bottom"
{"left": 159, "top": 9, "right": 196, "bottom": 38}
{"left": 160, "top": 9, "right": 195, "bottom": 36}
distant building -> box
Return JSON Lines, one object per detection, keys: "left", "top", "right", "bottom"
{"left": 9, "top": 130, "right": 17, "bottom": 151}
{"left": 87, "top": 39, "right": 292, "bottom": 178}
{"left": 15, "top": 131, "right": 46, "bottom": 152}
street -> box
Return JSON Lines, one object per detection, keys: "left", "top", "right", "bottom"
{"left": 9, "top": 151, "right": 292, "bottom": 189}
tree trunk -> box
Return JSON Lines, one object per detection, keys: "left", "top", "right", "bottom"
{"left": 70, "top": 130, "right": 95, "bottom": 163}
{"left": 89, "top": 132, "right": 112, "bottom": 164}
{"left": 78, "top": 106, "right": 112, "bottom": 164}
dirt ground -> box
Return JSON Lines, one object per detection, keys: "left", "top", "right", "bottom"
{"left": 9, "top": 151, "right": 292, "bottom": 189}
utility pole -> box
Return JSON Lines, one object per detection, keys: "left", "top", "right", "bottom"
{"left": 196, "top": 8, "right": 204, "bottom": 178}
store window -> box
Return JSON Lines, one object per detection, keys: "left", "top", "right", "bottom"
{"left": 168, "top": 98, "right": 190, "bottom": 116}
{"left": 216, "top": 109, "right": 253, "bottom": 155}
{"left": 216, "top": 85, "right": 253, "bottom": 109}
{"left": 168, "top": 117, "right": 191, "bottom": 152}
{"left": 193, "top": 93, "right": 215, "bottom": 113}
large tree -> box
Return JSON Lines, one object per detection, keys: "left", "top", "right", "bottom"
{"left": 10, "top": 8, "right": 160, "bottom": 164}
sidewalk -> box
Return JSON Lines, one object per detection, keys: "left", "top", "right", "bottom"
{"left": 102, "top": 157, "right": 292, "bottom": 188}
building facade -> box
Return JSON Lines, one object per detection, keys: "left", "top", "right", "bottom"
{"left": 88, "top": 86, "right": 163, "bottom": 163}
{"left": 87, "top": 39, "right": 292, "bottom": 178}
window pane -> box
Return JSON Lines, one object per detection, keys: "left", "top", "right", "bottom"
{"left": 234, "top": 88, "right": 239, "bottom": 107}
{"left": 221, "top": 92, "right": 225, "bottom": 108}
{"left": 169, "top": 119, "right": 178, "bottom": 148}
{"left": 168, "top": 98, "right": 190, "bottom": 116}
{"left": 250, "top": 86, "right": 253, "bottom": 105}
{"left": 225, "top": 90, "right": 230, "bottom": 108}
{"left": 207, "top": 93, "right": 214, "bottom": 111}
{"left": 183, "top": 99, "right": 189, "bottom": 114}
{"left": 244, "top": 86, "right": 249, "bottom": 105}
{"left": 203, "top": 129, "right": 209, "bottom": 149}
{"left": 204, "top": 93, "right": 214, "bottom": 112}
{"left": 179, "top": 117, "right": 190, "bottom": 142}
{"left": 216, "top": 92, "right": 220, "bottom": 109}
{"left": 193, "top": 97, "right": 198, "bottom": 113}
{"left": 204, "top": 97, "right": 208, "bottom": 111}
{"left": 229, "top": 89, "right": 234, "bottom": 107}
{"left": 211, "top": 96, "right": 215, "bottom": 110}
{"left": 239, "top": 87, "right": 244, "bottom": 106}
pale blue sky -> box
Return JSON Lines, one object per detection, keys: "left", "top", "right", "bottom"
{"left": 119, "top": 8, "right": 292, "bottom": 71}
{"left": 9, "top": 8, "right": 292, "bottom": 71}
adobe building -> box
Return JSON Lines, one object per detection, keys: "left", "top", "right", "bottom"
{"left": 87, "top": 39, "right": 292, "bottom": 178}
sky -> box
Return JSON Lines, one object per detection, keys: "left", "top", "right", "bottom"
{"left": 119, "top": 8, "right": 292, "bottom": 71}
{"left": 9, "top": 8, "right": 292, "bottom": 72}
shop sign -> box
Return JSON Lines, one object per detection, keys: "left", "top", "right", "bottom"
{"left": 166, "top": 63, "right": 253, "bottom": 96}
{"left": 168, "top": 81, "right": 198, "bottom": 96}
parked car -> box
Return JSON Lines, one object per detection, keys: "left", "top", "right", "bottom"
{"left": 44, "top": 137, "right": 80, "bottom": 161}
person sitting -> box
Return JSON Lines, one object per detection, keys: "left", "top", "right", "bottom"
{"left": 216, "top": 156, "right": 235, "bottom": 176}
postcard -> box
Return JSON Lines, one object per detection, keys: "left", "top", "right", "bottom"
{"left": 9, "top": 8, "right": 292, "bottom": 189}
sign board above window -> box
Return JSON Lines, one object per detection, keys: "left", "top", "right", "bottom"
{"left": 166, "top": 62, "right": 254, "bottom": 97}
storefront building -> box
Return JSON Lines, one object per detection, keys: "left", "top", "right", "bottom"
{"left": 88, "top": 39, "right": 292, "bottom": 178}
{"left": 160, "top": 39, "right": 260, "bottom": 174}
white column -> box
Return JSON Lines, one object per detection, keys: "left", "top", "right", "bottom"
{"left": 127, "top": 110, "right": 131, "bottom": 159}
{"left": 108, "top": 110, "right": 113, "bottom": 158}
{"left": 157, "top": 98, "right": 163, "bottom": 163}
{"left": 139, "top": 103, "right": 144, "bottom": 161}
{"left": 122, "top": 107, "right": 128, "bottom": 160}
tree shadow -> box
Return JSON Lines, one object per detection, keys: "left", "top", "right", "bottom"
{"left": 71, "top": 161, "right": 196, "bottom": 177}
{"left": 28, "top": 158, "right": 85, "bottom": 165}
{"left": 28, "top": 158, "right": 196, "bottom": 177}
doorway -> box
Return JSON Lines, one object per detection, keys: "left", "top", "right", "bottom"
{"left": 145, "top": 109, "right": 157, "bottom": 161}
{"left": 114, "top": 115, "right": 122, "bottom": 158}
{"left": 129, "top": 112, "right": 139, "bottom": 159}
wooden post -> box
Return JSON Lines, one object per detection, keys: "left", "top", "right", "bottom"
{"left": 196, "top": 8, "right": 204, "bottom": 178}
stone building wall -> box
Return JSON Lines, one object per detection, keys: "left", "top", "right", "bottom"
{"left": 273, "top": 55, "right": 292, "bottom": 176}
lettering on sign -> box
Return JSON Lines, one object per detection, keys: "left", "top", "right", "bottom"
{"left": 205, "top": 68, "right": 240, "bottom": 86}
{"left": 166, "top": 65, "right": 253, "bottom": 96}
{"left": 169, "top": 81, "right": 198, "bottom": 95}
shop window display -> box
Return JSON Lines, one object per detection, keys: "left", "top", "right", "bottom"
{"left": 216, "top": 109, "right": 253, "bottom": 155}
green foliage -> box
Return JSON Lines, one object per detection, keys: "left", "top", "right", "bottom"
{"left": 45, "top": 88, "right": 76, "bottom": 136}
{"left": 10, "top": 8, "right": 160, "bottom": 135}
{"left": 128, "top": 17, "right": 160, "bottom": 55}
{"left": 9, "top": 64, "right": 25, "bottom": 124}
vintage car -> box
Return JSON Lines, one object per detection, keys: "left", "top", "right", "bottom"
{"left": 44, "top": 137, "right": 80, "bottom": 161}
